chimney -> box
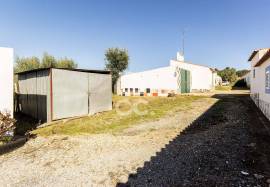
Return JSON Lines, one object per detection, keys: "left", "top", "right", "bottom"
{"left": 177, "top": 52, "right": 184, "bottom": 62}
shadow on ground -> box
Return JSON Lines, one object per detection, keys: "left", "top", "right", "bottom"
{"left": 0, "top": 113, "right": 38, "bottom": 155}
{"left": 117, "top": 94, "right": 270, "bottom": 187}
{"left": 14, "top": 112, "right": 38, "bottom": 136}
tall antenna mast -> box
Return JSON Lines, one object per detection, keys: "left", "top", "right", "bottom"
{"left": 182, "top": 30, "right": 185, "bottom": 56}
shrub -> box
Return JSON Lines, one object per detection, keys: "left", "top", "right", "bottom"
{"left": 0, "top": 111, "right": 16, "bottom": 139}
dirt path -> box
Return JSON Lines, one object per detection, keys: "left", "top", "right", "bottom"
{"left": 1, "top": 92, "right": 270, "bottom": 186}
{"left": 0, "top": 97, "right": 216, "bottom": 186}
{"left": 118, "top": 93, "right": 270, "bottom": 187}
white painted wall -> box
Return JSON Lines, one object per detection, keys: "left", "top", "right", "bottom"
{"left": 249, "top": 49, "right": 270, "bottom": 120}
{"left": 170, "top": 60, "right": 214, "bottom": 90}
{"left": 250, "top": 51, "right": 267, "bottom": 95}
{"left": 0, "top": 47, "right": 14, "bottom": 116}
{"left": 120, "top": 66, "right": 177, "bottom": 93}
{"left": 250, "top": 56, "right": 270, "bottom": 102}
{"left": 119, "top": 59, "right": 215, "bottom": 95}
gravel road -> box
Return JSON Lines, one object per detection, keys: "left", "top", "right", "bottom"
{"left": 0, "top": 97, "right": 216, "bottom": 186}
{"left": 118, "top": 93, "right": 270, "bottom": 187}
{"left": 1, "top": 91, "right": 270, "bottom": 187}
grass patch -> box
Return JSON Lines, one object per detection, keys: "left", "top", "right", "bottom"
{"left": 215, "top": 85, "right": 232, "bottom": 91}
{"left": 33, "top": 95, "right": 207, "bottom": 136}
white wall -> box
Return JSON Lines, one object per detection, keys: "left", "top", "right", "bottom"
{"left": 0, "top": 47, "right": 14, "bottom": 116}
{"left": 120, "top": 66, "right": 177, "bottom": 92}
{"left": 119, "top": 60, "right": 214, "bottom": 95}
{"left": 250, "top": 51, "right": 267, "bottom": 95}
{"left": 249, "top": 49, "right": 270, "bottom": 120}
{"left": 250, "top": 57, "right": 270, "bottom": 102}
{"left": 170, "top": 60, "right": 214, "bottom": 90}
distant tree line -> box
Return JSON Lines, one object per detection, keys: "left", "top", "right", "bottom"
{"left": 217, "top": 67, "right": 250, "bottom": 83}
{"left": 236, "top": 69, "right": 250, "bottom": 78}
{"left": 14, "top": 52, "right": 77, "bottom": 73}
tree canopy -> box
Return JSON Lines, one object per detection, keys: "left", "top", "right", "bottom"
{"left": 105, "top": 48, "right": 129, "bottom": 92}
{"left": 218, "top": 67, "right": 238, "bottom": 83}
{"left": 236, "top": 69, "right": 250, "bottom": 78}
{"left": 15, "top": 52, "right": 77, "bottom": 73}
{"left": 14, "top": 56, "right": 40, "bottom": 73}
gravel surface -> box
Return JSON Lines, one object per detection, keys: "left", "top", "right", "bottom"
{"left": 0, "top": 97, "right": 216, "bottom": 186}
{"left": 1, "top": 92, "right": 270, "bottom": 187}
{"left": 118, "top": 93, "right": 270, "bottom": 187}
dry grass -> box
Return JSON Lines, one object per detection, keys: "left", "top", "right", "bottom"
{"left": 33, "top": 95, "right": 207, "bottom": 136}
{"left": 215, "top": 85, "right": 232, "bottom": 91}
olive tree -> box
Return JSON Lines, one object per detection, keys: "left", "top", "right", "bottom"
{"left": 105, "top": 48, "right": 129, "bottom": 92}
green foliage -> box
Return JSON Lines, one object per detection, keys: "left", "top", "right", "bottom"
{"left": 218, "top": 67, "right": 238, "bottom": 83}
{"left": 236, "top": 69, "right": 250, "bottom": 78}
{"left": 105, "top": 48, "right": 129, "bottom": 92}
{"left": 40, "top": 52, "right": 57, "bottom": 68}
{"left": 14, "top": 56, "right": 40, "bottom": 73}
{"left": 15, "top": 52, "right": 78, "bottom": 73}
{"left": 215, "top": 85, "right": 232, "bottom": 91}
{"left": 57, "top": 57, "right": 78, "bottom": 69}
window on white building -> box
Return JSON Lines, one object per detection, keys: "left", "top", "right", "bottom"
{"left": 266, "top": 66, "right": 270, "bottom": 94}
{"left": 253, "top": 69, "right": 256, "bottom": 78}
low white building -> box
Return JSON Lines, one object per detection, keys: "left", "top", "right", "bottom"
{"left": 0, "top": 47, "right": 14, "bottom": 116}
{"left": 248, "top": 48, "right": 270, "bottom": 119}
{"left": 118, "top": 52, "right": 220, "bottom": 96}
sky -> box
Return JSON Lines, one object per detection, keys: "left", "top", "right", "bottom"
{"left": 0, "top": 0, "right": 270, "bottom": 72}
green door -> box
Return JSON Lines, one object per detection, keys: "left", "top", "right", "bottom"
{"left": 179, "top": 69, "right": 191, "bottom": 93}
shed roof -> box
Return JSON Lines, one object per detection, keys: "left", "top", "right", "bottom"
{"left": 16, "top": 67, "right": 111, "bottom": 75}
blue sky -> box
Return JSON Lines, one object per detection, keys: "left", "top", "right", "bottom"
{"left": 0, "top": 0, "right": 269, "bottom": 72}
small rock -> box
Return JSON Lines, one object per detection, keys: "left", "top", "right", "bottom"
{"left": 241, "top": 171, "right": 249, "bottom": 175}
{"left": 247, "top": 143, "right": 256, "bottom": 147}
{"left": 62, "top": 137, "right": 68, "bottom": 140}
{"left": 226, "top": 161, "right": 229, "bottom": 164}
{"left": 254, "top": 174, "right": 264, "bottom": 179}
{"left": 266, "top": 178, "right": 270, "bottom": 183}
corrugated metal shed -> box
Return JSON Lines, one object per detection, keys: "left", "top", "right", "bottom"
{"left": 17, "top": 68, "right": 112, "bottom": 122}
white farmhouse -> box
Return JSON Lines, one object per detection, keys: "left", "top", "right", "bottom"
{"left": 248, "top": 48, "right": 270, "bottom": 119}
{"left": 0, "top": 47, "right": 14, "bottom": 116}
{"left": 117, "top": 52, "right": 220, "bottom": 96}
